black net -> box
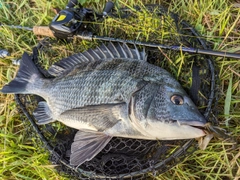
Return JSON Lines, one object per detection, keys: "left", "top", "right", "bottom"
{"left": 14, "top": 4, "right": 218, "bottom": 179}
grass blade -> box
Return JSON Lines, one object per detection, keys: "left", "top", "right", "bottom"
{"left": 224, "top": 72, "right": 232, "bottom": 126}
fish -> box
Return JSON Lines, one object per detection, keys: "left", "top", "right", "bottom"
{"left": 1, "top": 43, "right": 207, "bottom": 166}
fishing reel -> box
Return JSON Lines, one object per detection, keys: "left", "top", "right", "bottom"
{"left": 49, "top": 0, "right": 114, "bottom": 39}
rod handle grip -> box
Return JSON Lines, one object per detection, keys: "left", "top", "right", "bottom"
{"left": 103, "top": 2, "right": 114, "bottom": 15}
{"left": 33, "top": 26, "right": 55, "bottom": 37}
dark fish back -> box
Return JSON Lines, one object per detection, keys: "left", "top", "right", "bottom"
{"left": 46, "top": 59, "right": 145, "bottom": 115}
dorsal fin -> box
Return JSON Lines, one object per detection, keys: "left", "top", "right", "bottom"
{"left": 48, "top": 43, "right": 147, "bottom": 77}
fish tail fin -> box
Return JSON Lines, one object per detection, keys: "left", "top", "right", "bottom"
{"left": 1, "top": 52, "right": 44, "bottom": 94}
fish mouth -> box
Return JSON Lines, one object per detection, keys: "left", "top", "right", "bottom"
{"left": 178, "top": 120, "right": 206, "bottom": 131}
{"left": 171, "top": 120, "right": 206, "bottom": 129}
{"left": 176, "top": 120, "right": 207, "bottom": 137}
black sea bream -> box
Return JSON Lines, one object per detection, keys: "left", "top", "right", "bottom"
{"left": 1, "top": 43, "right": 206, "bottom": 166}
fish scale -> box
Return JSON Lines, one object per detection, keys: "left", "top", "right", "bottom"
{"left": 154, "top": 86, "right": 170, "bottom": 120}
{"left": 45, "top": 71, "right": 126, "bottom": 115}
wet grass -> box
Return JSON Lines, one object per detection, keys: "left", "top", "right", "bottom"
{"left": 0, "top": 0, "right": 240, "bottom": 179}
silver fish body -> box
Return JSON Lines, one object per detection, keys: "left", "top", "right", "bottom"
{"left": 1, "top": 43, "right": 206, "bottom": 166}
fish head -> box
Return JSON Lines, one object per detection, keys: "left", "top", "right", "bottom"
{"left": 131, "top": 83, "right": 207, "bottom": 140}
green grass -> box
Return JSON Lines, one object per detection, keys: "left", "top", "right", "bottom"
{"left": 0, "top": 0, "right": 240, "bottom": 179}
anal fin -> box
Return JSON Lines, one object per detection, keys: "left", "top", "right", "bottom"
{"left": 33, "top": 101, "right": 55, "bottom": 124}
{"left": 70, "top": 130, "right": 112, "bottom": 166}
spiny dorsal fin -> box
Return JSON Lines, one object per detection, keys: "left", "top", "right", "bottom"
{"left": 48, "top": 43, "right": 147, "bottom": 77}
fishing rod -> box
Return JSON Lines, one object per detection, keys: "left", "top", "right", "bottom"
{"left": 78, "top": 33, "right": 240, "bottom": 59}
{"left": 2, "top": 23, "right": 240, "bottom": 59}
{"left": 1, "top": 1, "right": 240, "bottom": 59}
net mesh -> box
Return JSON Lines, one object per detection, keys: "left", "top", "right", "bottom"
{"left": 14, "top": 4, "right": 218, "bottom": 179}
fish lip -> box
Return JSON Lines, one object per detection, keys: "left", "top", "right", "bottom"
{"left": 178, "top": 120, "right": 206, "bottom": 128}
{"left": 166, "top": 119, "right": 206, "bottom": 128}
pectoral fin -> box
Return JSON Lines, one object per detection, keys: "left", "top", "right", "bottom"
{"left": 70, "top": 130, "right": 112, "bottom": 166}
{"left": 59, "top": 103, "right": 126, "bottom": 131}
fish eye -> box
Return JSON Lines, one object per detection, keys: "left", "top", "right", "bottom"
{"left": 170, "top": 95, "right": 184, "bottom": 105}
